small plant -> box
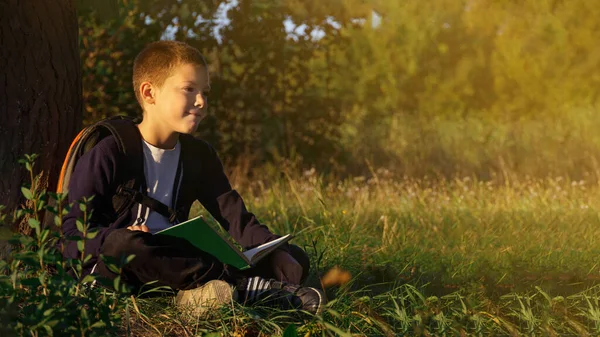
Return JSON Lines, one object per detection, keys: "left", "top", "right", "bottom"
{"left": 0, "top": 154, "right": 132, "bottom": 336}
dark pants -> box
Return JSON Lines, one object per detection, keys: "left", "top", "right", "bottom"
{"left": 95, "top": 229, "right": 310, "bottom": 293}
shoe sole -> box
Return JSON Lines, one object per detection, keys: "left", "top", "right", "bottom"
{"left": 306, "top": 287, "right": 324, "bottom": 315}
{"left": 175, "top": 280, "right": 237, "bottom": 316}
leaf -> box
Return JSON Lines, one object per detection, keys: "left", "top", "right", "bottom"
{"left": 82, "top": 307, "right": 89, "bottom": 320}
{"left": 42, "top": 324, "right": 52, "bottom": 336}
{"left": 77, "top": 240, "right": 85, "bottom": 252}
{"left": 11, "top": 234, "right": 33, "bottom": 245}
{"left": 100, "top": 255, "right": 123, "bottom": 274}
{"left": 90, "top": 321, "right": 106, "bottom": 329}
{"left": 21, "top": 187, "right": 33, "bottom": 200}
{"left": 113, "top": 276, "right": 122, "bottom": 291}
{"left": 14, "top": 209, "right": 25, "bottom": 219}
{"left": 42, "top": 253, "right": 59, "bottom": 264}
{"left": 105, "top": 262, "right": 120, "bottom": 274}
{"left": 124, "top": 254, "right": 136, "bottom": 264}
{"left": 39, "top": 229, "right": 50, "bottom": 242}
{"left": 45, "top": 320, "right": 59, "bottom": 328}
{"left": 20, "top": 277, "right": 41, "bottom": 288}
{"left": 28, "top": 218, "right": 41, "bottom": 231}
{"left": 47, "top": 192, "right": 59, "bottom": 202}
{"left": 81, "top": 275, "right": 96, "bottom": 284}
{"left": 76, "top": 220, "right": 85, "bottom": 233}
{"left": 321, "top": 266, "right": 352, "bottom": 287}
{"left": 36, "top": 200, "right": 46, "bottom": 212}
{"left": 13, "top": 252, "right": 38, "bottom": 266}
{"left": 37, "top": 272, "right": 46, "bottom": 285}
{"left": 283, "top": 324, "right": 299, "bottom": 337}
{"left": 86, "top": 230, "right": 99, "bottom": 239}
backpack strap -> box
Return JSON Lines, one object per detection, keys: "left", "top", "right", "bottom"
{"left": 98, "top": 117, "right": 146, "bottom": 218}
{"left": 99, "top": 118, "right": 185, "bottom": 223}
{"left": 48, "top": 116, "right": 186, "bottom": 230}
{"left": 46, "top": 116, "right": 137, "bottom": 229}
{"left": 116, "top": 186, "right": 180, "bottom": 223}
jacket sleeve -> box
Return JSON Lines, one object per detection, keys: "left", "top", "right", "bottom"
{"left": 61, "top": 137, "right": 121, "bottom": 260}
{"left": 196, "top": 144, "right": 288, "bottom": 251}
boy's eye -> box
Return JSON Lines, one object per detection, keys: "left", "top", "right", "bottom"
{"left": 183, "top": 87, "right": 195, "bottom": 92}
{"left": 202, "top": 91, "right": 210, "bottom": 97}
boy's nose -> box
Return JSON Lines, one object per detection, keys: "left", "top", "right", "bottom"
{"left": 195, "top": 94, "right": 205, "bottom": 108}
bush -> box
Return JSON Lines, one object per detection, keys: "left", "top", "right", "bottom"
{"left": 0, "top": 155, "right": 132, "bottom": 336}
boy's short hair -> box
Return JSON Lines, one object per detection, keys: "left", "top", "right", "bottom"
{"left": 133, "top": 40, "right": 208, "bottom": 108}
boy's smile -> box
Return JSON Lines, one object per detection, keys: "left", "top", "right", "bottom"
{"left": 138, "top": 63, "right": 210, "bottom": 149}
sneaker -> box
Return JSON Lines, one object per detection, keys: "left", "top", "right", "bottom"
{"left": 175, "top": 280, "right": 237, "bottom": 316}
{"left": 238, "top": 276, "right": 325, "bottom": 315}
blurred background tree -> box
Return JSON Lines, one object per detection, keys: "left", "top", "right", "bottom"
{"left": 0, "top": 0, "right": 81, "bottom": 214}
{"left": 77, "top": 0, "right": 600, "bottom": 181}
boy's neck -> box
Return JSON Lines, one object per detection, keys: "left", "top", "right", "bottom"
{"left": 136, "top": 118, "right": 179, "bottom": 149}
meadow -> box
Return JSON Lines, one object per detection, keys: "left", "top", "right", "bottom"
{"left": 121, "top": 170, "right": 600, "bottom": 336}
{"left": 4, "top": 0, "right": 600, "bottom": 335}
{"left": 5, "top": 159, "right": 600, "bottom": 336}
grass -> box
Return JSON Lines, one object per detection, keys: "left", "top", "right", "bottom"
{"left": 7, "top": 165, "right": 600, "bottom": 335}
{"left": 231, "top": 170, "right": 600, "bottom": 294}
{"left": 109, "top": 168, "right": 600, "bottom": 336}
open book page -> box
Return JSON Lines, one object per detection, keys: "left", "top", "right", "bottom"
{"left": 156, "top": 216, "right": 293, "bottom": 269}
{"left": 243, "top": 234, "right": 293, "bottom": 265}
{"left": 155, "top": 216, "right": 252, "bottom": 270}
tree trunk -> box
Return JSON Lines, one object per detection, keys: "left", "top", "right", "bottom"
{"left": 0, "top": 0, "right": 82, "bottom": 228}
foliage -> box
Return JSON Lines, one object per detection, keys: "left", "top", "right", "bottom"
{"left": 77, "top": 0, "right": 600, "bottom": 179}
{"left": 0, "top": 155, "right": 132, "bottom": 336}
{"left": 231, "top": 166, "right": 600, "bottom": 292}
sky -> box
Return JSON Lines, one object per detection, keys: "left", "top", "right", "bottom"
{"left": 159, "top": 0, "right": 381, "bottom": 42}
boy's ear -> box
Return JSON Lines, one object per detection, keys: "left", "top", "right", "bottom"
{"left": 140, "top": 82, "right": 156, "bottom": 105}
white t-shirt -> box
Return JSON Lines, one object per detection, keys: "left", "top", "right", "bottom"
{"left": 138, "top": 139, "right": 181, "bottom": 234}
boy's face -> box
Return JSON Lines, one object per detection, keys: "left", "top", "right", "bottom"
{"left": 147, "top": 63, "right": 210, "bottom": 135}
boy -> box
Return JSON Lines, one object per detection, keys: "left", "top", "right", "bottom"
{"left": 61, "top": 40, "right": 324, "bottom": 314}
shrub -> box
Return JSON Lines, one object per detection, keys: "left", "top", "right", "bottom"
{"left": 0, "top": 155, "right": 132, "bottom": 336}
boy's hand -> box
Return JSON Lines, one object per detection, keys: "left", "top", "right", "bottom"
{"left": 127, "top": 224, "right": 150, "bottom": 232}
{"left": 270, "top": 249, "right": 303, "bottom": 284}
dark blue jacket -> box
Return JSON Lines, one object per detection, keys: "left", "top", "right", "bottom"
{"left": 61, "top": 134, "right": 283, "bottom": 275}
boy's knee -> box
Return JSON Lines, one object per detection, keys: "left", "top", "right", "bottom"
{"left": 288, "top": 244, "right": 310, "bottom": 283}
{"left": 101, "top": 228, "right": 148, "bottom": 260}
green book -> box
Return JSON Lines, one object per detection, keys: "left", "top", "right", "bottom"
{"left": 154, "top": 216, "right": 293, "bottom": 270}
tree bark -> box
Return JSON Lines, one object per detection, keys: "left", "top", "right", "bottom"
{"left": 0, "top": 0, "right": 81, "bottom": 224}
